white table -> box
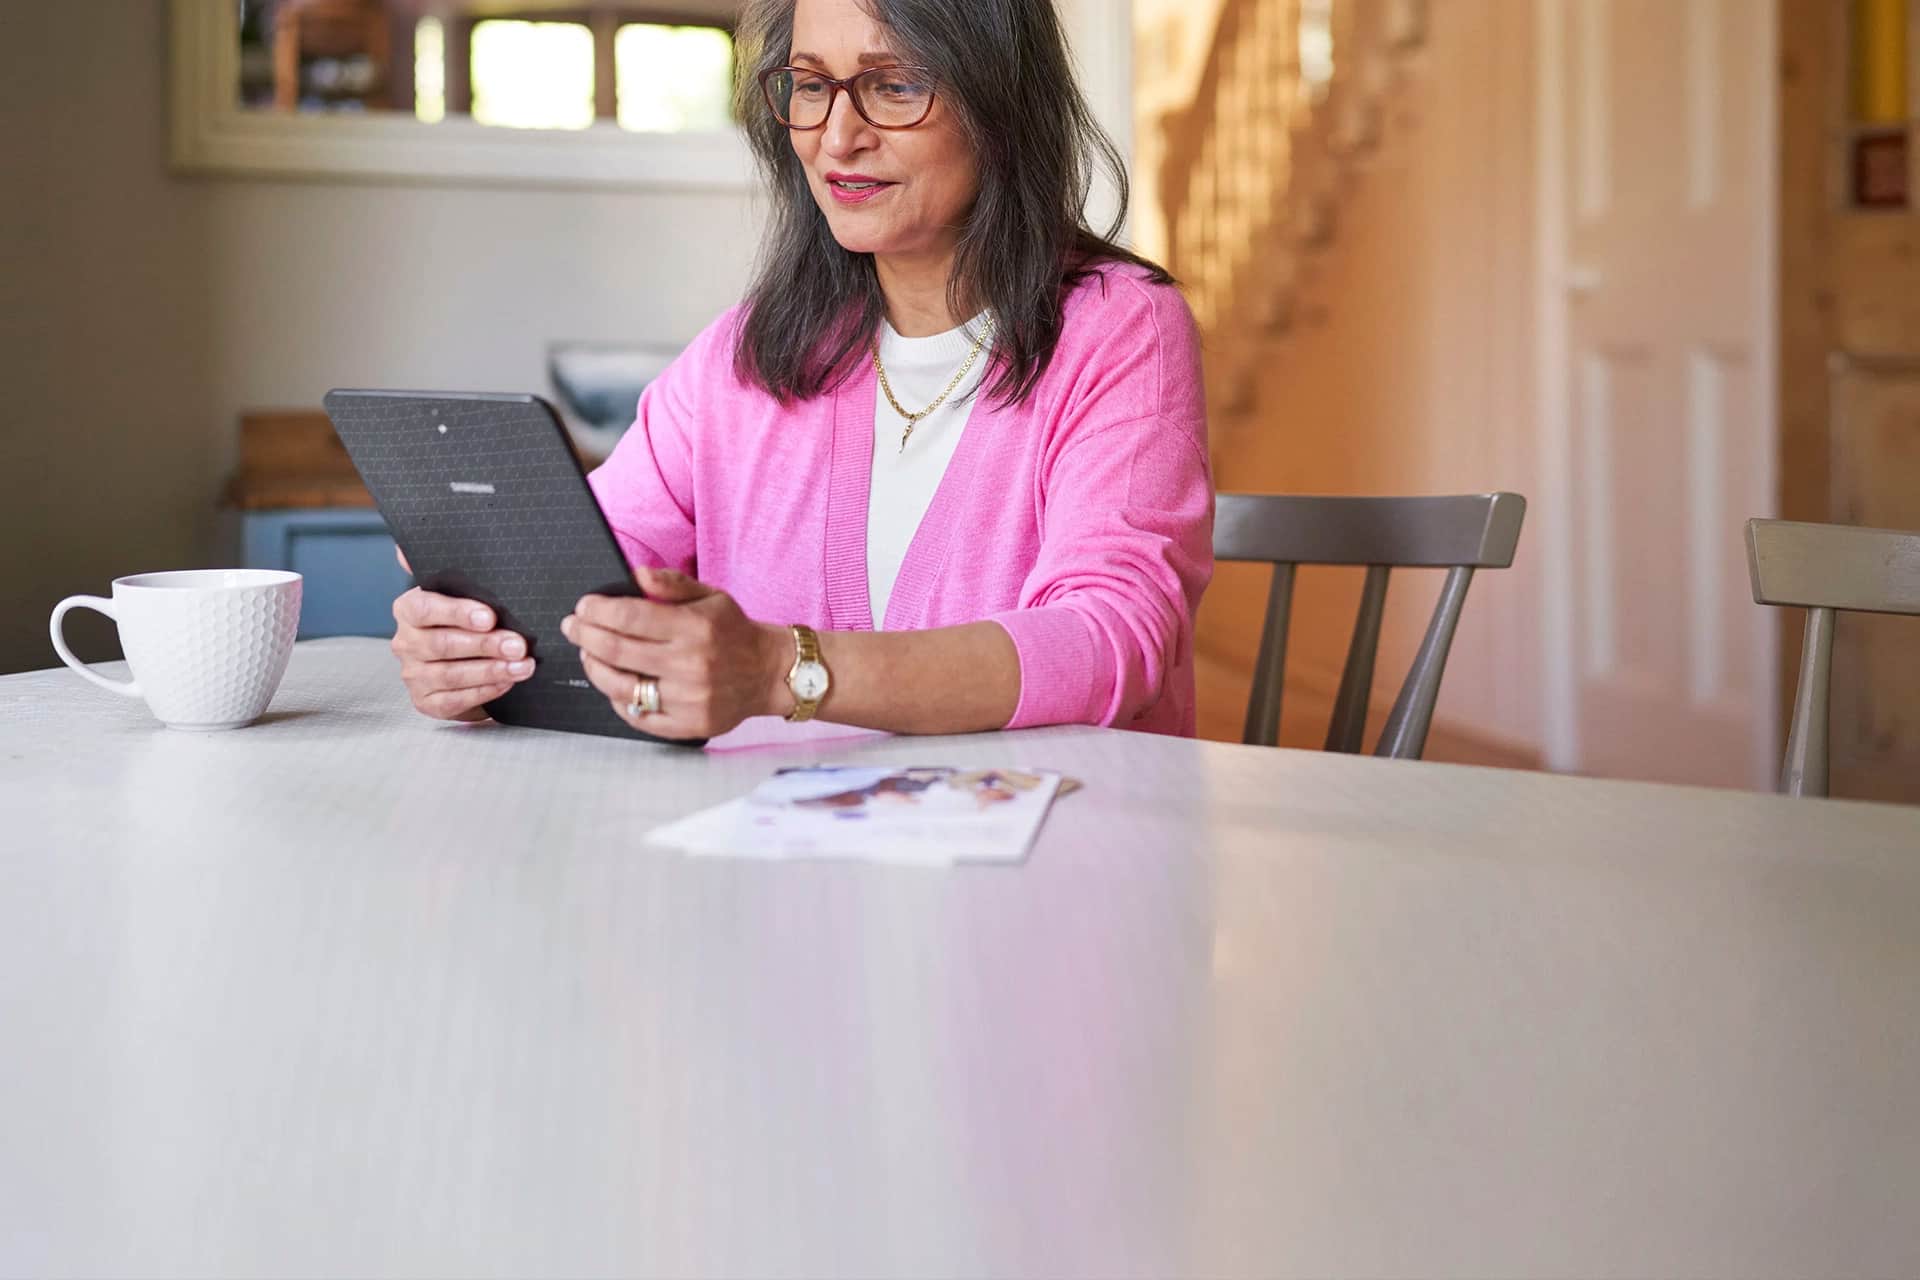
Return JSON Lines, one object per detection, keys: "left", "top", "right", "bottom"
{"left": 3, "top": 638, "right": 1918, "bottom": 1279}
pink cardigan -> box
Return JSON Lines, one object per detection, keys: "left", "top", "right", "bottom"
{"left": 586, "top": 262, "right": 1213, "bottom": 735}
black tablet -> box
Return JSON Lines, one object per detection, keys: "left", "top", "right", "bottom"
{"left": 323, "top": 388, "right": 702, "bottom": 746}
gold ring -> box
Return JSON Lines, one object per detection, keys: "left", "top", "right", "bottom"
{"left": 627, "top": 675, "right": 661, "bottom": 718}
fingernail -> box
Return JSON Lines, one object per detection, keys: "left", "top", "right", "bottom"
{"left": 560, "top": 616, "right": 574, "bottom": 637}
{"left": 502, "top": 636, "right": 526, "bottom": 659}
{"left": 470, "top": 609, "right": 490, "bottom": 629}
{"left": 507, "top": 660, "right": 532, "bottom": 676}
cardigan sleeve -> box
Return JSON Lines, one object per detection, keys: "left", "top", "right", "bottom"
{"left": 585, "top": 314, "right": 735, "bottom": 574}
{"left": 983, "top": 269, "right": 1213, "bottom": 730}
{"left": 989, "top": 414, "right": 1213, "bottom": 729}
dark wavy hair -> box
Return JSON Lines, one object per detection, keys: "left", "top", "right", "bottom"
{"left": 730, "top": 0, "right": 1173, "bottom": 408}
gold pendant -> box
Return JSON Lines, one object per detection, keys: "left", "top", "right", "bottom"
{"left": 874, "top": 313, "right": 995, "bottom": 457}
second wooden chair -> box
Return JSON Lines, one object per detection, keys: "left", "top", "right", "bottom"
{"left": 1744, "top": 518, "right": 1920, "bottom": 798}
{"left": 1214, "top": 492, "right": 1527, "bottom": 759}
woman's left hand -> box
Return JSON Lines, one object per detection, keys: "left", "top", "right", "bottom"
{"left": 563, "top": 567, "right": 787, "bottom": 741}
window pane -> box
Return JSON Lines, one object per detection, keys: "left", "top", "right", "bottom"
{"left": 616, "top": 25, "right": 734, "bottom": 133}
{"left": 415, "top": 17, "right": 446, "bottom": 124}
{"left": 1298, "top": 0, "right": 1334, "bottom": 100}
{"left": 471, "top": 20, "right": 595, "bottom": 131}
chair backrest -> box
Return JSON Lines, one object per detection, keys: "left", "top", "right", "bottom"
{"left": 1214, "top": 492, "right": 1527, "bottom": 759}
{"left": 1744, "top": 519, "right": 1920, "bottom": 797}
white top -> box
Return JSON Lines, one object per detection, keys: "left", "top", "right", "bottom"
{"left": 6, "top": 638, "right": 1920, "bottom": 1278}
{"left": 867, "top": 313, "right": 993, "bottom": 629}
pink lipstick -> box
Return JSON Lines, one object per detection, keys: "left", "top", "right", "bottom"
{"left": 825, "top": 171, "right": 896, "bottom": 204}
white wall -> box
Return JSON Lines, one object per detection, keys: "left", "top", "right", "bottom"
{"left": 200, "top": 181, "right": 756, "bottom": 422}
{"left": 1057, "top": 0, "right": 1138, "bottom": 241}
{"left": 2, "top": 2, "right": 759, "bottom": 675}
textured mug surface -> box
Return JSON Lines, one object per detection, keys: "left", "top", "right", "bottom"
{"left": 49, "top": 570, "right": 303, "bottom": 730}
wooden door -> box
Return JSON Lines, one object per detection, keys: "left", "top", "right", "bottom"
{"left": 1828, "top": 356, "right": 1920, "bottom": 800}
{"left": 1779, "top": 0, "right": 1920, "bottom": 805}
{"left": 1540, "top": 0, "right": 1779, "bottom": 787}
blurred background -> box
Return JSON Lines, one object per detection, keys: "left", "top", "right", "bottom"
{"left": 2, "top": 0, "right": 1916, "bottom": 802}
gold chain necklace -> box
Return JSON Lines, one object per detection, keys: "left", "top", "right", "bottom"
{"left": 872, "top": 314, "right": 995, "bottom": 452}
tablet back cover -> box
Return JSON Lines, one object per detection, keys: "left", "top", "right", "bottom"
{"left": 323, "top": 389, "right": 701, "bottom": 746}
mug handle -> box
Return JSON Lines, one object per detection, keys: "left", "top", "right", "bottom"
{"left": 49, "top": 596, "right": 143, "bottom": 699}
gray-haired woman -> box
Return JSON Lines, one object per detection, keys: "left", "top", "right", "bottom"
{"left": 390, "top": 0, "right": 1214, "bottom": 741}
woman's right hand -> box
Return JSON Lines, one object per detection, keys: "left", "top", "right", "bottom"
{"left": 390, "top": 588, "right": 536, "bottom": 722}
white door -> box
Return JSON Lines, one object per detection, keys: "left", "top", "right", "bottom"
{"left": 1537, "top": 0, "right": 1778, "bottom": 788}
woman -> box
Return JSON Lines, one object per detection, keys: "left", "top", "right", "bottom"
{"left": 390, "top": 0, "right": 1212, "bottom": 740}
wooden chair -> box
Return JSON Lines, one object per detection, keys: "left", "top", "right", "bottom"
{"left": 1214, "top": 492, "right": 1527, "bottom": 759}
{"left": 1744, "top": 519, "right": 1920, "bottom": 797}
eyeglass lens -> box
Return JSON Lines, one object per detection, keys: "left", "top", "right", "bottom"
{"left": 766, "top": 67, "right": 933, "bottom": 128}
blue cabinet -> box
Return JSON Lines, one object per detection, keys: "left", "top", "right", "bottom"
{"left": 240, "top": 508, "right": 412, "bottom": 639}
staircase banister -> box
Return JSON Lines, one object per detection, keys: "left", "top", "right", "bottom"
{"left": 1158, "top": 0, "right": 1278, "bottom": 261}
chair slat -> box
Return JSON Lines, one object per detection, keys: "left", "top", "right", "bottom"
{"left": 1326, "top": 565, "right": 1390, "bottom": 753}
{"left": 1243, "top": 563, "right": 1294, "bottom": 747}
{"left": 1375, "top": 565, "right": 1475, "bottom": 760}
{"left": 1780, "top": 607, "right": 1835, "bottom": 798}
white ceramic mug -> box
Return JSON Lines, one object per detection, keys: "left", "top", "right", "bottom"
{"left": 49, "top": 570, "right": 303, "bottom": 731}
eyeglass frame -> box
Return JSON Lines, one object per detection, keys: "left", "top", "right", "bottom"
{"left": 756, "top": 64, "right": 939, "bottom": 131}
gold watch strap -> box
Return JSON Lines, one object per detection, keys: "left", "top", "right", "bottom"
{"left": 785, "top": 623, "right": 825, "bottom": 722}
{"left": 792, "top": 623, "right": 821, "bottom": 665}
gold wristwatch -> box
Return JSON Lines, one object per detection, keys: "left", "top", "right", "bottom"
{"left": 784, "top": 624, "right": 831, "bottom": 722}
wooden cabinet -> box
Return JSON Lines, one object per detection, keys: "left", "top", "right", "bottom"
{"left": 227, "top": 410, "right": 407, "bottom": 640}
{"left": 241, "top": 508, "right": 410, "bottom": 639}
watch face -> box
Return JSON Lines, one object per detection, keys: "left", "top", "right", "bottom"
{"left": 792, "top": 660, "right": 829, "bottom": 700}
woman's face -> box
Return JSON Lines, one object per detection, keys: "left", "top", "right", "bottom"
{"left": 784, "top": 0, "right": 980, "bottom": 264}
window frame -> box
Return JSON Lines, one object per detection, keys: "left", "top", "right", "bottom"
{"left": 170, "top": 0, "right": 753, "bottom": 191}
